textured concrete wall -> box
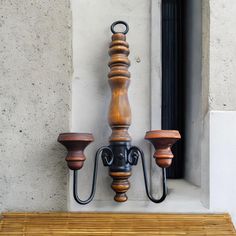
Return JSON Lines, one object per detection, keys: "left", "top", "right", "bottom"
{"left": 184, "top": 0, "right": 236, "bottom": 186}
{"left": 0, "top": 0, "right": 72, "bottom": 211}
{"left": 209, "top": 0, "right": 236, "bottom": 110}
{"left": 200, "top": 0, "right": 236, "bottom": 226}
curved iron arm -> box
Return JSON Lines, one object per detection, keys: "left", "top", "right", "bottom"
{"left": 73, "top": 146, "right": 110, "bottom": 205}
{"left": 129, "top": 146, "right": 167, "bottom": 203}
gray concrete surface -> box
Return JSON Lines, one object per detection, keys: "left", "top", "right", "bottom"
{"left": 184, "top": 0, "right": 202, "bottom": 186}
{"left": 0, "top": 0, "right": 72, "bottom": 211}
{"left": 209, "top": 0, "right": 236, "bottom": 110}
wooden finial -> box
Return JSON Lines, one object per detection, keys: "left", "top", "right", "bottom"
{"left": 109, "top": 171, "right": 131, "bottom": 202}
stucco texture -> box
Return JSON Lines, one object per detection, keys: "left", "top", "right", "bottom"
{"left": 0, "top": 0, "right": 71, "bottom": 211}
{"left": 209, "top": 0, "right": 236, "bottom": 110}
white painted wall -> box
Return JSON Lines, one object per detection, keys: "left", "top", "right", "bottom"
{"left": 209, "top": 111, "right": 236, "bottom": 226}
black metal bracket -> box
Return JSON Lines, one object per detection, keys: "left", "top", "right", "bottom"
{"left": 73, "top": 144, "right": 167, "bottom": 205}
{"left": 128, "top": 146, "right": 167, "bottom": 203}
{"left": 73, "top": 146, "right": 108, "bottom": 205}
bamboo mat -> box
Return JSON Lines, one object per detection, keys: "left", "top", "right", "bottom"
{"left": 0, "top": 212, "right": 235, "bottom": 235}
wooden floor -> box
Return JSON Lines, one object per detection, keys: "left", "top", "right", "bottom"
{"left": 0, "top": 212, "right": 235, "bottom": 235}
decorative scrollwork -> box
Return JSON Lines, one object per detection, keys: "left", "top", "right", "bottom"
{"left": 127, "top": 146, "right": 140, "bottom": 165}
{"left": 101, "top": 147, "right": 114, "bottom": 166}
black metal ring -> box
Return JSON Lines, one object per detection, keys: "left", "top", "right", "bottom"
{"left": 110, "top": 21, "right": 129, "bottom": 35}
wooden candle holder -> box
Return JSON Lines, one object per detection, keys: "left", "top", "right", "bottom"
{"left": 57, "top": 133, "right": 94, "bottom": 170}
{"left": 145, "top": 130, "right": 181, "bottom": 168}
{"left": 57, "top": 21, "right": 181, "bottom": 205}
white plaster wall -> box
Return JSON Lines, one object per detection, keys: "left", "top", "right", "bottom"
{"left": 0, "top": 0, "right": 72, "bottom": 211}
{"left": 209, "top": 111, "right": 236, "bottom": 226}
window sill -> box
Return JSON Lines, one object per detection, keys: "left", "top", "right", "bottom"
{"left": 69, "top": 179, "right": 209, "bottom": 213}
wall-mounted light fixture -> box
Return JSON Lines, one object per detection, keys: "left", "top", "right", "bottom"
{"left": 58, "top": 21, "right": 181, "bottom": 205}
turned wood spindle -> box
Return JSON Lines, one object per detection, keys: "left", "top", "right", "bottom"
{"left": 108, "top": 23, "right": 131, "bottom": 142}
{"left": 108, "top": 21, "right": 132, "bottom": 202}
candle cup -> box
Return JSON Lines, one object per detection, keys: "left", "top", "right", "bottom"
{"left": 57, "top": 133, "right": 94, "bottom": 170}
{"left": 145, "top": 130, "right": 181, "bottom": 168}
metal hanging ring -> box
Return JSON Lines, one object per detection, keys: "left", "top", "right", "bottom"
{"left": 111, "top": 21, "right": 129, "bottom": 35}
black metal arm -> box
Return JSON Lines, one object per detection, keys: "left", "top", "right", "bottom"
{"left": 128, "top": 146, "right": 168, "bottom": 203}
{"left": 73, "top": 145, "right": 167, "bottom": 205}
{"left": 73, "top": 146, "right": 112, "bottom": 205}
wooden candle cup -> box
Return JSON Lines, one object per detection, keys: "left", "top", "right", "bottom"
{"left": 57, "top": 133, "right": 94, "bottom": 170}
{"left": 145, "top": 130, "right": 181, "bottom": 168}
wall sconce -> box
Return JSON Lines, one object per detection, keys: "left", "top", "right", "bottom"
{"left": 58, "top": 21, "right": 181, "bottom": 205}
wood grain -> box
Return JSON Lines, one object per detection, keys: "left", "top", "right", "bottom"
{"left": 145, "top": 130, "right": 181, "bottom": 168}
{"left": 57, "top": 133, "right": 94, "bottom": 170}
{"left": 109, "top": 171, "right": 131, "bottom": 202}
{"left": 0, "top": 212, "right": 235, "bottom": 235}
{"left": 108, "top": 33, "right": 131, "bottom": 142}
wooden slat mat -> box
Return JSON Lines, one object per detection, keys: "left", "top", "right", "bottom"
{"left": 0, "top": 212, "right": 235, "bottom": 235}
